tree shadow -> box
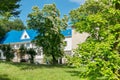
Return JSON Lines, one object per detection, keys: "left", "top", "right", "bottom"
{"left": 5, "top": 62, "right": 67, "bottom": 70}
{"left": 0, "top": 74, "right": 11, "bottom": 80}
{"left": 66, "top": 70, "right": 80, "bottom": 77}
{"left": 65, "top": 66, "right": 86, "bottom": 77}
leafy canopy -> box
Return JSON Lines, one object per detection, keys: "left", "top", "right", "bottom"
{"left": 0, "top": 0, "right": 22, "bottom": 39}
{"left": 0, "top": 19, "right": 25, "bottom": 39}
{"left": 27, "top": 4, "right": 68, "bottom": 64}
{"left": 0, "top": 0, "right": 21, "bottom": 18}
{"left": 27, "top": 48, "right": 37, "bottom": 63}
{"left": 0, "top": 45, "right": 14, "bottom": 61}
{"left": 69, "top": 0, "right": 120, "bottom": 79}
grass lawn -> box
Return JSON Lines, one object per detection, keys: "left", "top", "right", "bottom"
{"left": 0, "top": 61, "right": 81, "bottom": 80}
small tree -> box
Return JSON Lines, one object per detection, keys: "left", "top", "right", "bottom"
{"left": 27, "top": 48, "right": 37, "bottom": 63}
{"left": 19, "top": 44, "right": 27, "bottom": 61}
{"left": 0, "top": 45, "right": 14, "bottom": 61}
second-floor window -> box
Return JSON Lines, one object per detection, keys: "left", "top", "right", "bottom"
{"left": 26, "top": 43, "right": 30, "bottom": 47}
{"left": 24, "top": 35, "right": 27, "bottom": 38}
{"left": 16, "top": 44, "right": 20, "bottom": 48}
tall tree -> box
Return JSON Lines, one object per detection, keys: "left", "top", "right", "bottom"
{"left": 69, "top": 0, "right": 120, "bottom": 79}
{"left": 0, "top": 0, "right": 21, "bottom": 18}
{"left": 27, "top": 48, "right": 37, "bottom": 63}
{"left": 0, "top": 0, "right": 21, "bottom": 39}
{"left": 0, "top": 24, "right": 5, "bottom": 39}
{"left": 27, "top": 4, "right": 68, "bottom": 64}
{"left": 9, "top": 19, "right": 25, "bottom": 30}
{"left": 19, "top": 44, "right": 27, "bottom": 61}
{"left": 0, "top": 19, "right": 25, "bottom": 39}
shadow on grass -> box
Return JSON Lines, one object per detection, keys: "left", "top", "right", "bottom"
{"left": 65, "top": 66, "right": 86, "bottom": 77}
{"left": 0, "top": 74, "right": 11, "bottom": 80}
{"left": 0, "top": 61, "right": 68, "bottom": 70}
{"left": 66, "top": 70, "right": 81, "bottom": 76}
{"left": 66, "top": 70, "right": 80, "bottom": 76}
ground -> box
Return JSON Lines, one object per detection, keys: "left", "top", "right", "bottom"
{"left": 0, "top": 61, "right": 82, "bottom": 80}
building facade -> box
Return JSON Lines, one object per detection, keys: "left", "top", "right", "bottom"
{"left": 0, "top": 29, "right": 72, "bottom": 63}
{"left": 0, "top": 28, "right": 89, "bottom": 63}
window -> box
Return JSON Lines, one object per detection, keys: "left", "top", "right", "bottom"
{"left": 26, "top": 43, "right": 30, "bottom": 47}
{"left": 36, "top": 48, "right": 43, "bottom": 56}
{"left": 20, "top": 30, "right": 30, "bottom": 40}
{"left": 16, "top": 44, "right": 19, "bottom": 48}
{"left": 11, "top": 44, "right": 15, "bottom": 48}
{"left": 65, "top": 51, "right": 72, "bottom": 56}
{"left": 24, "top": 35, "right": 27, "bottom": 38}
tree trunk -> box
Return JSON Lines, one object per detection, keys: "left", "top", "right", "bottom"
{"left": 52, "top": 54, "right": 57, "bottom": 64}
{"left": 30, "top": 55, "right": 34, "bottom": 63}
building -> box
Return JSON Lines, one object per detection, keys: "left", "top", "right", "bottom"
{"left": 72, "top": 28, "right": 89, "bottom": 50}
{"left": 0, "top": 29, "right": 73, "bottom": 63}
{"left": 0, "top": 28, "right": 89, "bottom": 63}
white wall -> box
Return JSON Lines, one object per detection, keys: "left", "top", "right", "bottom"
{"left": 64, "top": 37, "right": 72, "bottom": 51}
{"left": 72, "top": 28, "right": 89, "bottom": 50}
{"left": 0, "top": 50, "right": 6, "bottom": 60}
{"left": 11, "top": 42, "right": 33, "bottom": 49}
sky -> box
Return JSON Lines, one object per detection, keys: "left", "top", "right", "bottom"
{"left": 19, "top": 0, "right": 85, "bottom": 25}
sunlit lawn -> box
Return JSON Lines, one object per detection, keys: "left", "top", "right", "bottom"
{"left": 0, "top": 61, "right": 82, "bottom": 80}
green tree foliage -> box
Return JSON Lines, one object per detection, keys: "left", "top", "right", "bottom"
{"left": 27, "top": 48, "right": 37, "bottom": 63}
{"left": 113, "top": 0, "right": 120, "bottom": 9}
{"left": 0, "top": 19, "right": 25, "bottom": 39}
{"left": 8, "top": 19, "right": 25, "bottom": 30}
{"left": 0, "top": 0, "right": 22, "bottom": 39}
{"left": 0, "top": 25, "right": 5, "bottom": 39}
{"left": 69, "top": 0, "right": 120, "bottom": 79}
{"left": 27, "top": 4, "right": 68, "bottom": 64}
{"left": 0, "top": 0, "right": 21, "bottom": 18}
{"left": 1, "top": 19, "right": 25, "bottom": 30}
{"left": 19, "top": 45, "right": 27, "bottom": 60}
{"left": 0, "top": 45, "right": 14, "bottom": 61}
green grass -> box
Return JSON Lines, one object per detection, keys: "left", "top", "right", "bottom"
{"left": 0, "top": 61, "right": 81, "bottom": 80}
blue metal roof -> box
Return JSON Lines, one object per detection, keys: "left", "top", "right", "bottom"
{"left": 61, "top": 29, "right": 72, "bottom": 37}
{"left": 0, "top": 29, "right": 72, "bottom": 44}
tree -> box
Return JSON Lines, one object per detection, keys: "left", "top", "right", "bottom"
{"left": 0, "top": 24, "right": 6, "bottom": 39}
{"left": 27, "top": 48, "right": 37, "bottom": 63}
{"left": 69, "top": 0, "right": 120, "bottom": 79}
{"left": 0, "top": 45, "right": 14, "bottom": 61}
{"left": 27, "top": 4, "right": 68, "bottom": 64}
{"left": 0, "top": 0, "right": 21, "bottom": 39}
{"left": 0, "top": 18, "right": 25, "bottom": 39}
{"left": 19, "top": 45, "right": 27, "bottom": 61}
{"left": 8, "top": 19, "right": 25, "bottom": 30}
{"left": 0, "top": 0, "right": 21, "bottom": 18}
{"left": 113, "top": 0, "right": 120, "bottom": 10}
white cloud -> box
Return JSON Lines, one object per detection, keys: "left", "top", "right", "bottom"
{"left": 70, "top": 0, "right": 85, "bottom": 5}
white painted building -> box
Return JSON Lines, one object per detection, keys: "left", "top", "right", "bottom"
{"left": 0, "top": 29, "right": 73, "bottom": 63}
{"left": 0, "top": 28, "right": 89, "bottom": 63}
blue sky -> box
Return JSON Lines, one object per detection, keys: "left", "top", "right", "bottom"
{"left": 19, "top": 0, "right": 85, "bottom": 25}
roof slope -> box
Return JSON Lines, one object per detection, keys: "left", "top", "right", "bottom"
{"left": 61, "top": 28, "right": 72, "bottom": 37}
{"left": 0, "top": 29, "right": 72, "bottom": 44}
